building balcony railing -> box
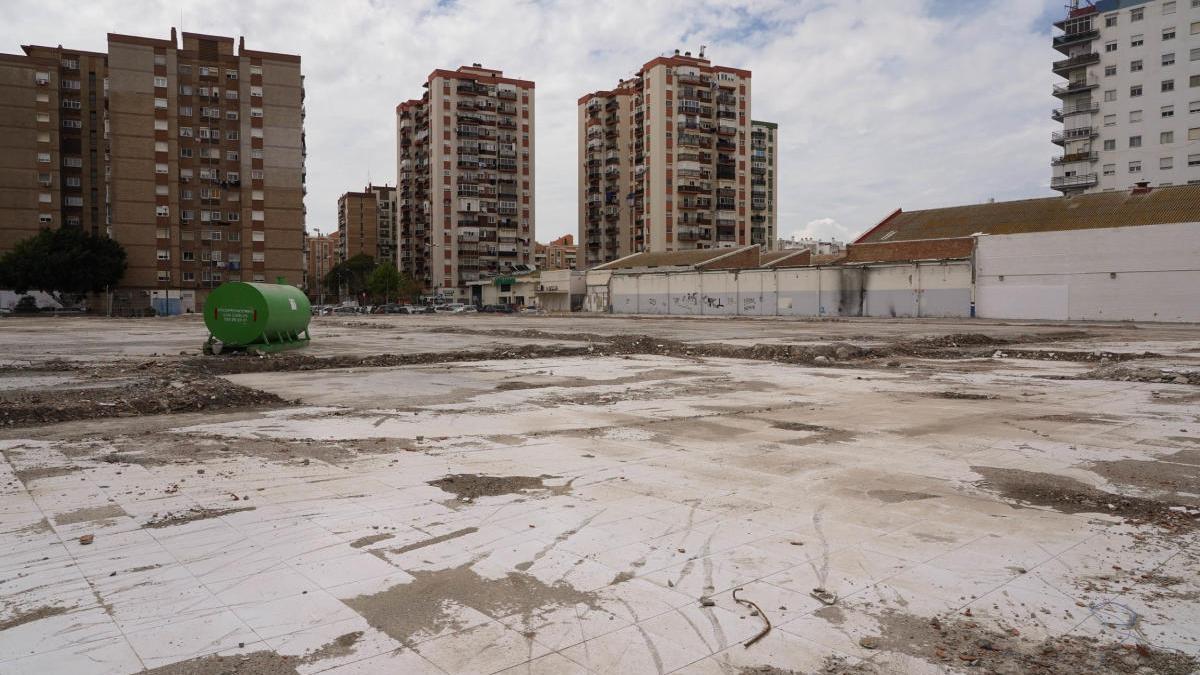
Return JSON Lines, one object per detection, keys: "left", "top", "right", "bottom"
{"left": 1050, "top": 151, "right": 1098, "bottom": 166}
{"left": 1050, "top": 127, "right": 1097, "bottom": 145}
{"left": 1050, "top": 173, "right": 1098, "bottom": 190}
{"left": 1052, "top": 78, "right": 1098, "bottom": 98}
{"left": 1052, "top": 52, "right": 1099, "bottom": 75}
{"left": 1052, "top": 28, "right": 1099, "bottom": 53}
{"left": 1051, "top": 100, "right": 1099, "bottom": 121}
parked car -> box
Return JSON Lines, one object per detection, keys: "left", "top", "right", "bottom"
{"left": 434, "top": 303, "right": 464, "bottom": 313}
{"left": 419, "top": 305, "right": 438, "bottom": 314}
{"left": 481, "top": 304, "right": 516, "bottom": 314}
{"left": 452, "top": 305, "right": 478, "bottom": 313}
{"left": 332, "top": 306, "right": 359, "bottom": 316}
{"left": 375, "top": 304, "right": 411, "bottom": 314}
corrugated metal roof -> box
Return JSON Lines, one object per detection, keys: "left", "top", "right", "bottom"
{"left": 592, "top": 246, "right": 754, "bottom": 270}
{"left": 857, "top": 184, "right": 1200, "bottom": 244}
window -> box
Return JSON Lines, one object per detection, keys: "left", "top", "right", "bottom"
{"left": 1103, "top": 163, "right": 1116, "bottom": 175}
{"left": 1106, "top": 41, "right": 1118, "bottom": 52}
{"left": 1164, "top": 53, "right": 1176, "bottom": 66}
{"left": 1106, "top": 13, "right": 1118, "bottom": 27}
{"left": 156, "top": 249, "right": 170, "bottom": 261}
{"left": 226, "top": 172, "right": 240, "bottom": 182}
{"left": 180, "top": 126, "right": 193, "bottom": 137}
{"left": 155, "top": 184, "right": 168, "bottom": 196}
{"left": 1190, "top": 127, "right": 1200, "bottom": 140}
{"left": 250, "top": 65, "right": 263, "bottom": 76}
{"left": 182, "top": 271, "right": 195, "bottom": 282}
{"left": 63, "top": 119, "right": 82, "bottom": 129}
{"left": 227, "top": 212, "right": 240, "bottom": 222}
{"left": 37, "top": 152, "right": 50, "bottom": 163}
{"left": 153, "top": 76, "right": 167, "bottom": 88}
{"left": 226, "top": 151, "right": 239, "bottom": 161}
{"left": 250, "top": 107, "right": 263, "bottom": 118}
{"left": 1130, "top": 135, "right": 1143, "bottom": 148}
{"left": 1105, "top": 65, "right": 1117, "bottom": 76}
{"left": 1131, "top": 7, "right": 1143, "bottom": 21}
{"left": 250, "top": 86, "right": 263, "bottom": 98}
{"left": 1131, "top": 34, "right": 1144, "bottom": 47}
{"left": 1104, "top": 139, "right": 1117, "bottom": 150}
{"left": 1163, "top": 79, "right": 1175, "bottom": 92}
{"left": 1131, "top": 85, "right": 1143, "bottom": 97}
{"left": 211, "top": 230, "right": 222, "bottom": 241}
{"left": 225, "top": 89, "right": 238, "bottom": 100}
{"left": 1161, "top": 157, "right": 1174, "bottom": 169}
{"left": 1165, "top": 0, "right": 1177, "bottom": 13}
{"left": 250, "top": 128, "right": 263, "bottom": 138}
{"left": 228, "top": 232, "right": 240, "bottom": 242}
{"left": 38, "top": 192, "right": 51, "bottom": 203}
{"left": 37, "top": 131, "right": 50, "bottom": 143}
{"left": 154, "top": 97, "right": 168, "bottom": 109}
{"left": 181, "top": 210, "right": 193, "bottom": 221}
{"left": 180, "top": 147, "right": 193, "bottom": 158}
{"left": 226, "top": 69, "right": 238, "bottom": 80}
{"left": 1131, "top": 59, "right": 1143, "bottom": 71}
{"left": 179, "top": 84, "right": 192, "bottom": 96}
{"left": 225, "top": 130, "right": 239, "bottom": 140}
{"left": 62, "top": 98, "right": 81, "bottom": 109}
{"left": 251, "top": 252, "right": 265, "bottom": 262}
{"left": 1190, "top": 154, "right": 1200, "bottom": 166}
{"left": 1162, "top": 131, "right": 1175, "bottom": 144}
{"left": 1164, "top": 28, "right": 1176, "bottom": 41}
{"left": 154, "top": 141, "right": 168, "bottom": 153}
{"left": 155, "top": 162, "right": 168, "bottom": 174}
{"left": 1104, "top": 114, "right": 1117, "bottom": 126}
{"left": 179, "top": 106, "right": 192, "bottom": 116}
{"left": 1129, "top": 161, "right": 1142, "bottom": 173}
{"left": 38, "top": 173, "right": 51, "bottom": 186}
{"left": 252, "top": 211, "right": 265, "bottom": 222}
{"left": 154, "top": 119, "right": 169, "bottom": 131}
{"left": 156, "top": 205, "right": 170, "bottom": 217}
{"left": 252, "top": 275, "right": 265, "bottom": 283}
{"left": 1192, "top": 101, "right": 1200, "bottom": 114}
{"left": 226, "top": 110, "right": 239, "bottom": 120}
{"left": 63, "top": 156, "right": 82, "bottom": 167}
{"left": 251, "top": 231, "right": 265, "bottom": 242}
{"left": 1130, "top": 109, "right": 1143, "bottom": 123}
{"left": 251, "top": 170, "right": 264, "bottom": 180}
{"left": 1163, "top": 105, "right": 1175, "bottom": 117}
{"left": 157, "top": 271, "right": 170, "bottom": 282}
{"left": 1192, "top": 48, "right": 1200, "bottom": 61}
{"left": 1192, "top": 21, "right": 1200, "bottom": 34}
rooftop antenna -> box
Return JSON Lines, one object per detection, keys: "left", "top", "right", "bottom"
{"left": 699, "top": 45, "right": 706, "bottom": 58}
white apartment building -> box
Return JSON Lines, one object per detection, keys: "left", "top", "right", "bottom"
{"left": 1052, "top": 0, "right": 1200, "bottom": 193}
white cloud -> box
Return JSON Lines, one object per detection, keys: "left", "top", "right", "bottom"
{"left": 786, "top": 217, "right": 855, "bottom": 243}
{"left": 1, "top": 0, "right": 1061, "bottom": 242}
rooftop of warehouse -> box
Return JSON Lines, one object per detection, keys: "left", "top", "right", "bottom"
{"left": 856, "top": 183, "right": 1200, "bottom": 244}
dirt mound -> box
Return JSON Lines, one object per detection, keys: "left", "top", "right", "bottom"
{"left": 0, "top": 373, "right": 284, "bottom": 428}
{"left": 1077, "top": 364, "right": 1199, "bottom": 385}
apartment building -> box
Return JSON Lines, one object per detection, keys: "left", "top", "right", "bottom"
{"left": 534, "top": 233, "right": 577, "bottom": 270}
{"left": 1052, "top": 0, "right": 1200, "bottom": 193}
{"left": 336, "top": 183, "right": 396, "bottom": 263}
{"left": 395, "top": 64, "right": 535, "bottom": 302}
{"left": 578, "top": 50, "right": 757, "bottom": 269}
{"left": 750, "top": 120, "right": 778, "bottom": 245}
{"left": 305, "top": 231, "right": 335, "bottom": 299}
{"left": 0, "top": 28, "right": 305, "bottom": 313}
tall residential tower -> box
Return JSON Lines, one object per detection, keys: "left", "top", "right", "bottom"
{"left": 396, "top": 65, "right": 535, "bottom": 301}
{"left": 578, "top": 51, "right": 759, "bottom": 268}
{"left": 1052, "top": 0, "right": 1200, "bottom": 193}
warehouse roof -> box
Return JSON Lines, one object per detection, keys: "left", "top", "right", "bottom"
{"left": 856, "top": 183, "right": 1200, "bottom": 244}
{"left": 592, "top": 246, "right": 760, "bottom": 271}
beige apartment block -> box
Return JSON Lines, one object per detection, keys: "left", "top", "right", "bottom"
{"left": 0, "top": 28, "right": 305, "bottom": 314}
{"left": 396, "top": 64, "right": 535, "bottom": 302}
{"left": 306, "top": 232, "right": 336, "bottom": 299}
{"left": 336, "top": 183, "right": 396, "bottom": 264}
{"left": 578, "top": 50, "right": 760, "bottom": 268}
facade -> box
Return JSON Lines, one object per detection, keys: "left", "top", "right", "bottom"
{"left": 778, "top": 235, "right": 844, "bottom": 254}
{"left": 578, "top": 50, "right": 757, "bottom": 269}
{"left": 750, "top": 120, "right": 778, "bottom": 245}
{"left": 0, "top": 52, "right": 61, "bottom": 255}
{"left": 306, "top": 232, "right": 335, "bottom": 299}
{"left": 0, "top": 29, "right": 306, "bottom": 314}
{"left": 396, "top": 64, "right": 535, "bottom": 302}
{"left": 336, "top": 183, "right": 396, "bottom": 263}
{"left": 534, "top": 233, "right": 577, "bottom": 270}
{"left": 1052, "top": 0, "right": 1200, "bottom": 193}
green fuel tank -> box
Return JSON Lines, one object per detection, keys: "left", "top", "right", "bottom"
{"left": 202, "top": 282, "right": 311, "bottom": 353}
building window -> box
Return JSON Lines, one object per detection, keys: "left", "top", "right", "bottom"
{"left": 1104, "top": 89, "right": 1117, "bottom": 101}
{"left": 1192, "top": 101, "right": 1200, "bottom": 114}
{"left": 1164, "top": 28, "right": 1176, "bottom": 41}
{"left": 250, "top": 86, "right": 263, "bottom": 98}
{"left": 226, "top": 151, "right": 239, "bottom": 161}
{"left": 155, "top": 163, "right": 168, "bottom": 174}
{"left": 1106, "top": 13, "right": 1118, "bottom": 26}
{"left": 153, "top": 76, "right": 167, "bottom": 88}
{"left": 252, "top": 275, "right": 265, "bottom": 283}
{"left": 1190, "top": 127, "right": 1200, "bottom": 140}
{"left": 1131, "top": 7, "right": 1143, "bottom": 20}
{"left": 1192, "top": 74, "right": 1200, "bottom": 87}
{"left": 1164, "top": 53, "right": 1176, "bottom": 66}
{"left": 155, "top": 184, "right": 168, "bottom": 196}
{"left": 252, "top": 231, "right": 265, "bottom": 242}
{"left": 250, "top": 108, "right": 263, "bottom": 118}
{"left": 1103, "top": 163, "right": 1116, "bottom": 175}
{"left": 38, "top": 192, "right": 51, "bottom": 203}
{"left": 157, "top": 271, "right": 170, "bottom": 282}
{"left": 1105, "top": 41, "right": 1118, "bottom": 52}
{"left": 1104, "top": 139, "right": 1117, "bottom": 150}
{"left": 226, "top": 70, "right": 238, "bottom": 80}
{"left": 1161, "top": 156, "right": 1174, "bottom": 169}
{"left": 250, "top": 65, "right": 263, "bottom": 76}
{"left": 1163, "top": 105, "right": 1175, "bottom": 118}
{"left": 226, "top": 111, "right": 239, "bottom": 120}
{"left": 251, "top": 252, "right": 265, "bottom": 263}
{"left": 1105, "top": 65, "right": 1117, "bottom": 76}
{"left": 1130, "top": 85, "right": 1142, "bottom": 97}
{"left": 154, "top": 97, "right": 168, "bottom": 109}
{"left": 1131, "top": 34, "right": 1143, "bottom": 47}
{"left": 1129, "top": 161, "right": 1142, "bottom": 172}
{"left": 1192, "top": 21, "right": 1200, "bottom": 34}
{"left": 1131, "top": 59, "right": 1143, "bottom": 72}
{"left": 1130, "top": 109, "right": 1143, "bottom": 123}
{"left": 156, "top": 205, "right": 170, "bottom": 217}
{"left": 1130, "top": 135, "right": 1142, "bottom": 148}
{"left": 1162, "top": 131, "right": 1175, "bottom": 143}
{"left": 1163, "top": 79, "right": 1176, "bottom": 92}
{"left": 37, "top": 152, "right": 50, "bottom": 163}
{"left": 1189, "top": 153, "right": 1200, "bottom": 166}
{"left": 1103, "top": 114, "right": 1117, "bottom": 126}
{"left": 182, "top": 271, "right": 195, "bottom": 282}
{"left": 156, "top": 249, "right": 170, "bottom": 260}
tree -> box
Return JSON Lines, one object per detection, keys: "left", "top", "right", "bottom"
{"left": 321, "top": 254, "right": 376, "bottom": 301}
{"left": 0, "top": 228, "right": 127, "bottom": 301}
{"left": 367, "top": 263, "right": 401, "bottom": 304}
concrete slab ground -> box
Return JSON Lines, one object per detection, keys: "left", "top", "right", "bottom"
{"left": 0, "top": 314, "right": 1198, "bottom": 674}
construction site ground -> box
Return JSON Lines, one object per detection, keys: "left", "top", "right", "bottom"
{"left": 1, "top": 313, "right": 1198, "bottom": 675}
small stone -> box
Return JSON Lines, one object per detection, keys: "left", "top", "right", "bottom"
{"left": 1173, "top": 375, "right": 1189, "bottom": 384}
{"left": 699, "top": 596, "right": 715, "bottom": 607}
{"left": 79, "top": 534, "right": 94, "bottom": 545}
{"left": 859, "top": 636, "right": 880, "bottom": 649}
{"left": 790, "top": 540, "right": 804, "bottom": 546}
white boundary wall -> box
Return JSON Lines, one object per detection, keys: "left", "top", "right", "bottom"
{"left": 975, "top": 222, "right": 1200, "bottom": 323}
{"left": 600, "top": 261, "right": 973, "bottom": 318}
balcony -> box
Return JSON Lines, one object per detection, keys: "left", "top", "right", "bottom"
{"left": 1050, "top": 126, "right": 1097, "bottom": 145}
{"left": 1052, "top": 52, "right": 1099, "bottom": 75}
{"left": 1051, "top": 100, "right": 1099, "bottom": 121}
{"left": 1052, "top": 28, "right": 1099, "bottom": 53}
{"left": 1050, "top": 173, "right": 1098, "bottom": 191}
{"left": 1052, "top": 79, "right": 1098, "bottom": 98}
{"left": 1051, "top": 151, "right": 1098, "bottom": 166}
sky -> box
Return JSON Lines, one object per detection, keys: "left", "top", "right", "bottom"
{"left": 2, "top": 0, "right": 1065, "bottom": 243}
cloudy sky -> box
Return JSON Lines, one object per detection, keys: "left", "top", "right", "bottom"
{"left": 3, "top": 0, "right": 1064, "bottom": 243}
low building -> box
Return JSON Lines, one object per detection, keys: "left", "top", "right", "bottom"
{"left": 536, "top": 269, "right": 585, "bottom": 312}
{"left": 777, "top": 236, "right": 843, "bottom": 255}
{"left": 467, "top": 269, "right": 539, "bottom": 308}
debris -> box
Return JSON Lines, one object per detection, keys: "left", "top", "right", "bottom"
{"left": 810, "top": 587, "right": 838, "bottom": 606}
{"left": 699, "top": 596, "right": 716, "bottom": 607}
{"left": 732, "top": 587, "right": 771, "bottom": 648}
{"left": 79, "top": 534, "right": 94, "bottom": 545}
{"left": 859, "top": 636, "right": 879, "bottom": 649}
